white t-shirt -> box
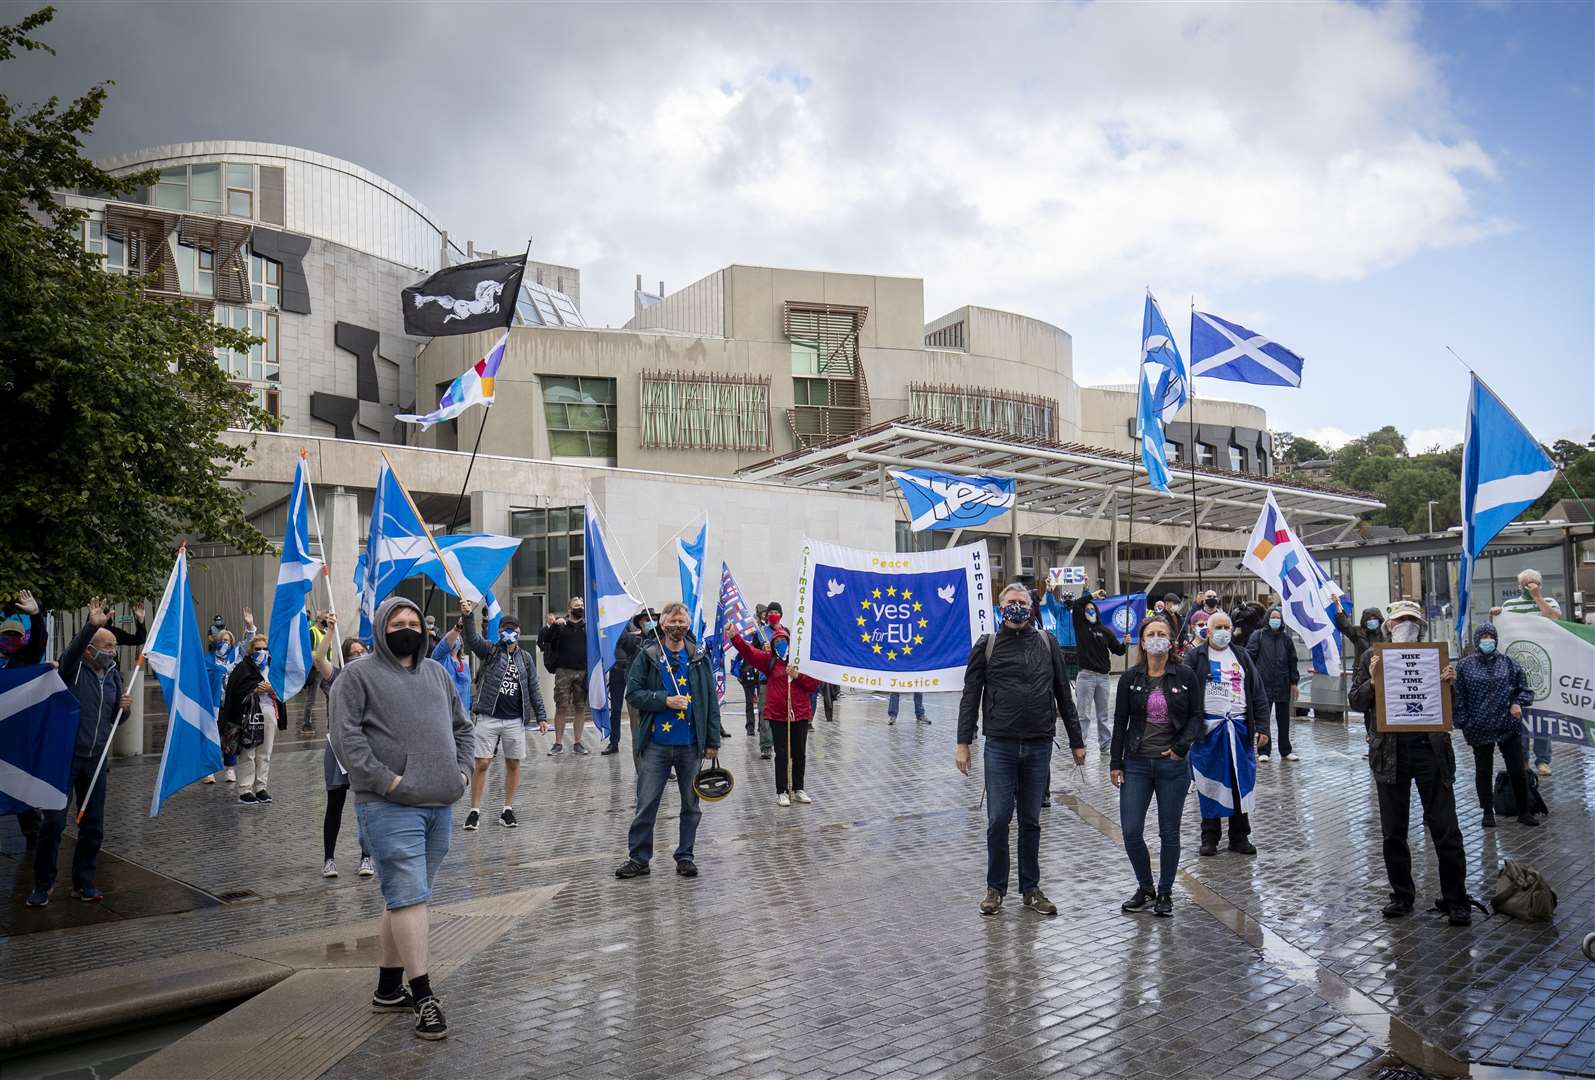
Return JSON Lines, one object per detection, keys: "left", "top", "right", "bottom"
{"left": 1203, "top": 646, "right": 1248, "bottom": 720}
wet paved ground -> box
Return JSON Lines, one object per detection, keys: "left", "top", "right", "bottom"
{"left": 3, "top": 689, "right": 1592, "bottom": 1078}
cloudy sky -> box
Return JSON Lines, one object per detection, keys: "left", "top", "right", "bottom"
{"left": 5, "top": 0, "right": 1590, "bottom": 450}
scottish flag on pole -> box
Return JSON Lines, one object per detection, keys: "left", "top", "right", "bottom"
{"left": 585, "top": 501, "right": 640, "bottom": 742}
{"left": 1456, "top": 374, "right": 1556, "bottom": 639}
{"left": 1138, "top": 366, "right": 1173, "bottom": 494}
{"left": 394, "top": 333, "right": 508, "bottom": 429}
{"left": 0, "top": 665, "right": 78, "bottom": 815}
{"left": 358, "top": 462, "right": 433, "bottom": 641}
{"left": 267, "top": 456, "right": 322, "bottom": 702}
{"left": 145, "top": 548, "right": 222, "bottom": 816}
{"left": 355, "top": 532, "right": 517, "bottom": 641}
{"left": 1142, "top": 292, "right": 1188, "bottom": 420}
{"left": 1190, "top": 311, "right": 1304, "bottom": 387}
{"left": 889, "top": 469, "right": 1016, "bottom": 531}
{"left": 677, "top": 518, "right": 708, "bottom": 645}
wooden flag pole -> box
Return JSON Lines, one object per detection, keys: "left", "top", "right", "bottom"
{"left": 299, "top": 449, "right": 343, "bottom": 662}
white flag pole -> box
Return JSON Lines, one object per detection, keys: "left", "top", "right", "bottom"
{"left": 77, "top": 657, "right": 143, "bottom": 825}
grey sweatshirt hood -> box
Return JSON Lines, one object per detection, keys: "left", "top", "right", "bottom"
{"left": 372, "top": 595, "right": 428, "bottom": 671}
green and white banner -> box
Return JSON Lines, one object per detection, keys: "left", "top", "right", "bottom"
{"left": 1495, "top": 611, "right": 1595, "bottom": 749}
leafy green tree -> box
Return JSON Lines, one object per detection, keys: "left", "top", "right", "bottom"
{"left": 1285, "top": 434, "right": 1329, "bottom": 464}
{"left": 1533, "top": 436, "right": 1595, "bottom": 519}
{"left": 0, "top": 7, "right": 273, "bottom": 607}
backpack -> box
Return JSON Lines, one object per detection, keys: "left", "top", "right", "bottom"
{"left": 1493, "top": 769, "right": 1550, "bottom": 818}
{"left": 1492, "top": 860, "right": 1557, "bottom": 922}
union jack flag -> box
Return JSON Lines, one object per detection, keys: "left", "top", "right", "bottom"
{"left": 709, "top": 563, "right": 758, "bottom": 703}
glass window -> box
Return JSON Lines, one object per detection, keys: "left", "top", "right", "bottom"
{"left": 197, "top": 247, "right": 214, "bottom": 294}
{"left": 1196, "top": 442, "right": 1215, "bottom": 467}
{"left": 154, "top": 166, "right": 187, "bottom": 209}
{"left": 511, "top": 509, "right": 546, "bottom": 536}
{"left": 189, "top": 164, "right": 222, "bottom": 213}
{"left": 548, "top": 508, "right": 568, "bottom": 533}
{"left": 226, "top": 163, "right": 254, "bottom": 190}
{"left": 1229, "top": 446, "right": 1245, "bottom": 472}
{"left": 250, "top": 253, "right": 281, "bottom": 306}
{"left": 1165, "top": 441, "right": 1181, "bottom": 463}
{"left": 794, "top": 377, "right": 831, "bottom": 406}
{"left": 227, "top": 189, "right": 254, "bottom": 217}
{"left": 171, "top": 238, "right": 196, "bottom": 293}
{"left": 791, "top": 338, "right": 820, "bottom": 375}
{"left": 540, "top": 376, "right": 617, "bottom": 462}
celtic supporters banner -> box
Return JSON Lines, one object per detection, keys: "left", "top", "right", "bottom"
{"left": 793, "top": 539, "right": 993, "bottom": 693}
{"left": 1495, "top": 611, "right": 1595, "bottom": 748}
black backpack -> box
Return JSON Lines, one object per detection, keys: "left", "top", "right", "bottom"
{"left": 1493, "top": 769, "right": 1550, "bottom": 818}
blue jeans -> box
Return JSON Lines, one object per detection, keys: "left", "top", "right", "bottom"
{"left": 1075, "top": 671, "right": 1114, "bottom": 750}
{"left": 356, "top": 801, "right": 452, "bottom": 910}
{"left": 1532, "top": 736, "right": 1551, "bottom": 766}
{"left": 984, "top": 737, "right": 1052, "bottom": 896}
{"left": 34, "top": 758, "right": 107, "bottom": 892}
{"left": 1119, "top": 755, "right": 1191, "bottom": 894}
{"left": 627, "top": 742, "right": 702, "bottom": 866}
{"left": 887, "top": 692, "right": 925, "bottom": 720}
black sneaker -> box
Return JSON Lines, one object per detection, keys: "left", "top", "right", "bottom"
{"left": 463, "top": 809, "right": 480, "bottom": 831}
{"left": 499, "top": 808, "right": 518, "bottom": 829}
{"left": 916, "top": 716, "right": 931, "bottom": 725}
{"left": 1152, "top": 893, "right": 1173, "bottom": 918}
{"left": 1447, "top": 905, "right": 1473, "bottom": 927}
{"left": 1482, "top": 810, "right": 1497, "bottom": 828}
{"left": 239, "top": 792, "right": 258, "bottom": 805}
{"left": 1042, "top": 793, "right": 1052, "bottom": 808}
{"left": 1198, "top": 840, "right": 1217, "bottom": 857}
{"left": 1122, "top": 887, "right": 1156, "bottom": 913}
{"left": 413, "top": 995, "right": 447, "bottom": 1040}
{"left": 760, "top": 750, "right": 772, "bottom": 760}
{"left": 372, "top": 987, "right": 415, "bottom": 1012}
{"left": 1022, "top": 889, "right": 1057, "bottom": 916}
{"left": 549, "top": 743, "right": 564, "bottom": 756}
{"left": 745, "top": 724, "right": 755, "bottom": 736}
{"left": 979, "top": 888, "right": 1002, "bottom": 916}
{"left": 676, "top": 859, "right": 699, "bottom": 878}
{"left": 1516, "top": 813, "right": 1540, "bottom": 828}
{"left": 256, "top": 789, "right": 273, "bottom": 804}
{"left": 614, "top": 859, "right": 651, "bottom": 879}
{"left": 1382, "top": 899, "right": 1414, "bottom": 918}
{"left": 600, "top": 744, "right": 620, "bottom": 756}
{"left": 1228, "top": 839, "right": 1256, "bottom": 855}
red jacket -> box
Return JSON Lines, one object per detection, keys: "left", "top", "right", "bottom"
{"left": 730, "top": 630, "right": 820, "bottom": 722}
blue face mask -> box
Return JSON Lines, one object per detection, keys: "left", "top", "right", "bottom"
{"left": 499, "top": 630, "right": 519, "bottom": 645}
{"left": 1365, "top": 619, "right": 1381, "bottom": 631}
{"left": 641, "top": 620, "right": 656, "bottom": 634}
{"left": 251, "top": 649, "right": 268, "bottom": 667}
{"left": 1478, "top": 638, "right": 1497, "bottom": 655}
{"left": 1084, "top": 609, "right": 1098, "bottom": 623}
{"left": 1001, "top": 602, "right": 1031, "bottom": 624}
{"left": 773, "top": 637, "right": 789, "bottom": 661}
{"left": 1268, "top": 618, "right": 1282, "bottom": 631}
{"left": 1209, "top": 629, "right": 1232, "bottom": 649}
{"left": 213, "top": 642, "right": 230, "bottom": 656}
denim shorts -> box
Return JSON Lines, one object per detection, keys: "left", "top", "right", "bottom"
{"left": 355, "top": 801, "right": 452, "bottom": 910}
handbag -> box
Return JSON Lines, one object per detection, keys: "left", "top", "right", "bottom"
{"left": 241, "top": 694, "right": 265, "bottom": 750}
{"left": 1493, "top": 769, "right": 1550, "bottom": 817}
{"left": 1492, "top": 860, "right": 1557, "bottom": 922}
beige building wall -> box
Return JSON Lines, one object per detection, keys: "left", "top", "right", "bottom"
{"left": 1077, "top": 386, "right": 1269, "bottom": 455}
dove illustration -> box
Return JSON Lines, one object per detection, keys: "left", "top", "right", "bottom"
{"left": 936, "top": 584, "right": 956, "bottom": 604}
{"left": 826, "top": 579, "right": 845, "bottom": 598}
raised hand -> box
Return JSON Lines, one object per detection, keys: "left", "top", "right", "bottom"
{"left": 87, "top": 597, "right": 110, "bottom": 626}
{"left": 132, "top": 600, "right": 146, "bottom": 622}
{"left": 15, "top": 590, "right": 39, "bottom": 615}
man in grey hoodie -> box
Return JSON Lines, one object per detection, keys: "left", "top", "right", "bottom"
{"left": 330, "top": 597, "right": 473, "bottom": 1041}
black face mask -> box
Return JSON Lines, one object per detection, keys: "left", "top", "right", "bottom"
{"left": 385, "top": 627, "right": 423, "bottom": 657}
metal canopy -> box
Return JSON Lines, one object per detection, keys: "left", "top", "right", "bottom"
{"left": 737, "top": 419, "right": 1384, "bottom": 536}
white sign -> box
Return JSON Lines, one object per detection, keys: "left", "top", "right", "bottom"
{"left": 1374, "top": 642, "right": 1451, "bottom": 733}
{"left": 1049, "top": 566, "right": 1087, "bottom": 587}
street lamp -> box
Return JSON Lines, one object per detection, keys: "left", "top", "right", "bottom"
{"left": 1426, "top": 499, "right": 1439, "bottom": 533}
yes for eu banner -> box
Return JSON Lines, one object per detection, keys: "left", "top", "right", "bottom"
{"left": 793, "top": 539, "right": 992, "bottom": 693}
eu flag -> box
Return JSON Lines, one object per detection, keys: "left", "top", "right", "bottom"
{"left": 810, "top": 568, "right": 969, "bottom": 672}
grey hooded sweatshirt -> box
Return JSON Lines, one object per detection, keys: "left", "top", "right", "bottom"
{"left": 329, "top": 596, "right": 474, "bottom": 806}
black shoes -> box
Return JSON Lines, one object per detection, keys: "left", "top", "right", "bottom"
{"left": 372, "top": 987, "right": 415, "bottom": 1012}
{"left": 1122, "top": 887, "right": 1156, "bottom": 913}
{"left": 256, "top": 789, "right": 273, "bottom": 804}
{"left": 239, "top": 792, "right": 258, "bottom": 805}
{"left": 1152, "top": 893, "right": 1173, "bottom": 918}
{"left": 614, "top": 859, "right": 651, "bottom": 879}
{"left": 1482, "top": 810, "right": 1497, "bottom": 828}
{"left": 1022, "top": 889, "right": 1057, "bottom": 916}
{"left": 1198, "top": 840, "right": 1218, "bottom": 857}
{"left": 1228, "top": 839, "right": 1257, "bottom": 855}
{"left": 1517, "top": 813, "right": 1540, "bottom": 828}
{"left": 979, "top": 888, "right": 1002, "bottom": 916}
{"left": 1382, "top": 899, "right": 1414, "bottom": 918}
{"left": 413, "top": 996, "right": 447, "bottom": 1040}
{"left": 601, "top": 744, "right": 620, "bottom": 755}
{"left": 676, "top": 859, "right": 699, "bottom": 878}
{"left": 745, "top": 724, "right": 755, "bottom": 736}
{"left": 1447, "top": 905, "right": 1473, "bottom": 927}
{"left": 760, "top": 750, "right": 772, "bottom": 760}
{"left": 463, "top": 809, "right": 480, "bottom": 831}
{"left": 499, "top": 808, "right": 518, "bottom": 828}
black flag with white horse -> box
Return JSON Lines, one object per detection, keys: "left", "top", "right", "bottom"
{"left": 401, "top": 254, "right": 526, "bottom": 337}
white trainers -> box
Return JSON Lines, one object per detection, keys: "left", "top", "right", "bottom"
{"left": 358, "top": 856, "right": 375, "bottom": 877}
{"left": 793, "top": 790, "right": 813, "bottom": 804}
{"left": 203, "top": 775, "right": 216, "bottom": 784}
{"left": 777, "top": 793, "right": 791, "bottom": 808}
{"left": 224, "top": 768, "right": 236, "bottom": 783}
{"left": 1259, "top": 755, "right": 1271, "bottom": 764}
{"left": 1286, "top": 753, "right": 1300, "bottom": 762}
{"left": 322, "top": 859, "right": 338, "bottom": 879}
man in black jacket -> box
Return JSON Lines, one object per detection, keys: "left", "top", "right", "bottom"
{"left": 604, "top": 609, "right": 656, "bottom": 759}
{"left": 957, "top": 583, "right": 1086, "bottom": 918}
{"left": 538, "top": 598, "right": 590, "bottom": 755}
{"left": 1246, "top": 605, "right": 1299, "bottom": 762}
{"left": 1185, "top": 611, "right": 1270, "bottom": 857}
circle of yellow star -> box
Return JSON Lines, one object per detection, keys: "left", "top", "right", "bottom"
{"left": 871, "top": 643, "right": 882, "bottom": 654}
{"left": 887, "top": 650, "right": 898, "bottom": 660}
{"left": 914, "top": 634, "right": 924, "bottom": 645}
{"left": 886, "top": 586, "right": 897, "bottom": 597}
{"left": 871, "top": 588, "right": 882, "bottom": 599}
{"left": 856, "top": 615, "right": 866, "bottom": 626}
{"left": 918, "top": 617, "right": 928, "bottom": 628}
{"left": 676, "top": 711, "right": 687, "bottom": 720}
{"left": 903, "top": 645, "right": 913, "bottom": 656}
{"left": 902, "top": 589, "right": 913, "bottom": 600}
{"left": 860, "top": 599, "right": 871, "bottom": 611}
{"left": 660, "top": 721, "right": 673, "bottom": 732}
{"left": 912, "top": 601, "right": 923, "bottom": 612}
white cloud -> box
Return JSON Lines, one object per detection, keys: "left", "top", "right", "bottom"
{"left": 1406, "top": 427, "right": 1464, "bottom": 452}
{"left": 1302, "top": 427, "right": 1357, "bottom": 450}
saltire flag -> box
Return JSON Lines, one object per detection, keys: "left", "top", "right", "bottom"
{"left": 401, "top": 254, "right": 526, "bottom": 337}
{"left": 795, "top": 538, "right": 993, "bottom": 692}
{"left": 710, "top": 563, "right": 759, "bottom": 704}
{"left": 358, "top": 462, "right": 433, "bottom": 642}
{"left": 1241, "top": 492, "right": 1342, "bottom": 674}
{"left": 1190, "top": 310, "right": 1305, "bottom": 387}
{"left": 585, "top": 501, "right": 641, "bottom": 742}
{"left": 0, "top": 665, "right": 79, "bottom": 815}
{"left": 1142, "top": 292, "right": 1188, "bottom": 420}
{"left": 889, "top": 469, "right": 1016, "bottom": 532}
{"left": 1138, "top": 366, "right": 1174, "bottom": 494}
{"left": 355, "top": 532, "right": 517, "bottom": 641}
{"left": 1094, "top": 593, "right": 1148, "bottom": 645}
{"left": 1188, "top": 658, "right": 1258, "bottom": 820}
{"left": 395, "top": 332, "right": 508, "bottom": 429}
{"left": 677, "top": 518, "right": 708, "bottom": 645}
{"left": 267, "top": 456, "right": 322, "bottom": 702}
{"left": 145, "top": 548, "right": 223, "bottom": 816}
{"left": 1456, "top": 374, "right": 1556, "bottom": 640}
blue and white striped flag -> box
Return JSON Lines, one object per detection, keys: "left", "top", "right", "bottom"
{"left": 1190, "top": 310, "right": 1304, "bottom": 387}
{"left": 1143, "top": 292, "right": 1188, "bottom": 420}
{"left": 145, "top": 548, "right": 223, "bottom": 816}
{"left": 358, "top": 462, "right": 434, "bottom": 642}
{"left": 586, "top": 501, "right": 641, "bottom": 742}
{"left": 677, "top": 518, "right": 708, "bottom": 645}
{"left": 267, "top": 456, "right": 322, "bottom": 702}
{"left": 0, "top": 664, "right": 79, "bottom": 815}
{"left": 355, "top": 532, "right": 518, "bottom": 642}
{"left": 1456, "top": 374, "right": 1556, "bottom": 639}
{"left": 889, "top": 469, "right": 1016, "bottom": 531}
{"left": 1138, "top": 366, "right": 1174, "bottom": 494}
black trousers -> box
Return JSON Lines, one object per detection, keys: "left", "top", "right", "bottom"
{"left": 1376, "top": 737, "right": 1467, "bottom": 908}
{"left": 323, "top": 785, "right": 368, "bottom": 862}
{"left": 1472, "top": 731, "right": 1529, "bottom": 814}
{"left": 771, "top": 720, "right": 810, "bottom": 793}
{"left": 819, "top": 684, "right": 839, "bottom": 721}
{"left": 1268, "top": 700, "right": 1292, "bottom": 757}
{"left": 300, "top": 672, "right": 321, "bottom": 729}
{"left": 1200, "top": 758, "right": 1252, "bottom": 845}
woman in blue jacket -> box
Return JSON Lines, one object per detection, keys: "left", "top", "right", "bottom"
{"left": 1453, "top": 623, "right": 1538, "bottom": 828}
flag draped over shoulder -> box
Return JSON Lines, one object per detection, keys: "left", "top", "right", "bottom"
{"left": 1190, "top": 310, "right": 1305, "bottom": 387}
{"left": 677, "top": 519, "right": 708, "bottom": 645}
{"left": 401, "top": 255, "right": 525, "bottom": 337}
{"left": 395, "top": 333, "right": 508, "bottom": 429}
{"left": 145, "top": 549, "right": 222, "bottom": 816}
{"left": 1241, "top": 492, "right": 1343, "bottom": 674}
{"left": 267, "top": 456, "right": 322, "bottom": 702}
{"left": 1456, "top": 375, "right": 1556, "bottom": 639}
{"left": 0, "top": 664, "right": 79, "bottom": 815}
{"left": 888, "top": 469, "right": 1016, "bottom": 531}
{"left": 585, "top": 502, "right": 640, "bottom": 742}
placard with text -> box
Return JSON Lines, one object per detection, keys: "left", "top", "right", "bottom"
{"left": 1372, "top": 641, "right": 1452, "bottom": 733}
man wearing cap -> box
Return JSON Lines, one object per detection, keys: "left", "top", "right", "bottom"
{"left": 1349, "top": 600, "right": 1471, "bottom": 925}
{"left": 458, "top": 600, "right": 547, "bottom": 831}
